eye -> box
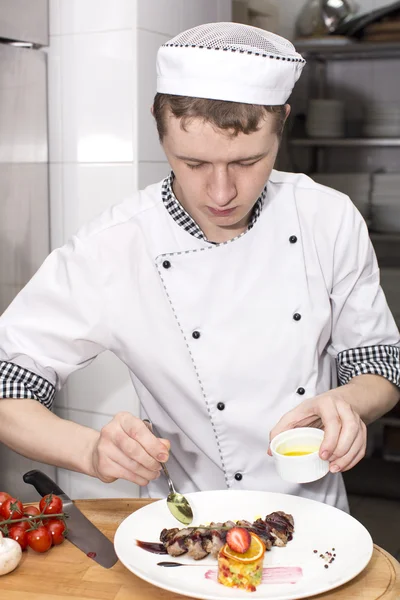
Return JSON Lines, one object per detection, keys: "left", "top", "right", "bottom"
{"left": 236, "top": 161, "right": 259, "bottom": 168}
{"left": 186, "top": 163, "right": 203, "bottom": 170}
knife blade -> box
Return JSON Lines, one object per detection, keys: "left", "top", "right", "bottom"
{"left": 23, "top": 469, "right": 118, "bottom": 568}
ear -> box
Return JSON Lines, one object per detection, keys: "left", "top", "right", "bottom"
{"left": 284, "top": 104, "right": 291, "bottom": 121}
{"left": 150, "top": 105, "right": 155, "bottom": 117}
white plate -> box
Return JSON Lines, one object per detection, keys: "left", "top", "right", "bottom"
{"left": 114, "top": 490, "right": 373, "bottom": 600}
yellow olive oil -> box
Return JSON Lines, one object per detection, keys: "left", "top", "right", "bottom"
{"left": 277, "top": 446, "right": 319, "bottom": 456}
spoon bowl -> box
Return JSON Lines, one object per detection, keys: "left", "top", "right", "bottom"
{"left": 161, "top": 462, "right": 194, "bottom": 525}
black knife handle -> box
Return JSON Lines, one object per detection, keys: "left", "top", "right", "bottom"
{"left": 23, "top": 470, "right": 65, "bottom": 497}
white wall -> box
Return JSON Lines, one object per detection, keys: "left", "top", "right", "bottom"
{"left": 137, "top": 0, "right": 232, "bottom": 188}
{"left": 48, "top": 0, "right": 231, "bottom": 499}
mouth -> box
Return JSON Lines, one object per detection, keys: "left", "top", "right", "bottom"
{"left": 207, "top": 207, "right": 237, "bottom": 217}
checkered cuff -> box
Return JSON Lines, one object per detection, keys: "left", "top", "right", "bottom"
{"left": 337, "top": 345, "right": 400, "bottom": 388}
{"left": 0, "top": 361, "right": 55, "bottom": 409}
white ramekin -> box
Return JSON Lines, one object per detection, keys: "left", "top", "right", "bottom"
{"left": 270, "top": 427, "right": 330, "bottom": 484}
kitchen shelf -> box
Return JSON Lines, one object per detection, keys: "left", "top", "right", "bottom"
{"left": 290, "top": 138, "right": 400, "bottom": 147}
{"left": 294, "top": 40, "right": 400, "bottom": 60}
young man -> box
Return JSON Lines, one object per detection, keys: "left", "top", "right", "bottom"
{"left": 0, "top": 23, "right": 399, "bottom": 512}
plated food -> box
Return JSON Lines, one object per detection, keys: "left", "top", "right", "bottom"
{"left": 114, "top": 489, "right": 373, "bottom": 600}
{"left": 159, "top": 511, "right": 294, "bottom": 560}
{"left": 153, "top": 511, "right": 294, "bottom": 592}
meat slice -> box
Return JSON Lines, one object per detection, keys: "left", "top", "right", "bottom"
{"left": 186, "top": 529, "right": 209, "bottom": 560}
{"left": 265, "top": 511, "right": 295, "bottom": 545}
{"left": 202, "top": 528, "right": 226, "bottom": 558}
{"left": 247, "top": 519, "right": 275, "bottom": 550}
{"left": 160, "top": 527, "right": 194, "bottom": 557}
{"left": 157, "top": 511, "right": 295, "bottom": 559}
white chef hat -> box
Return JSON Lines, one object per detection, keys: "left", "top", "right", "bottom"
{"left": 156, "top": 22, "right": 306, "bottom": 105}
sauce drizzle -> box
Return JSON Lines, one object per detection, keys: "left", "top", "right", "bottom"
{"left": 136, "top": 540, "right": 167, "bottom": 555}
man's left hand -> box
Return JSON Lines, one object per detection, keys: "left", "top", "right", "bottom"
{"left": 268, "top": 389, "right": 367, "bottom": 473}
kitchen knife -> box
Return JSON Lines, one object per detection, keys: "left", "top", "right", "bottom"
{"left": 23, "top": 469, "right": 118, "bottom": 568}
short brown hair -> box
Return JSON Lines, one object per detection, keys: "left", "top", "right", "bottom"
{"left": 153, "top": 93, "right": 287, "bottom": 141}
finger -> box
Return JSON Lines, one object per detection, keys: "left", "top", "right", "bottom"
{"left": 329, "top": 425, "right": 366, "bottom": 473}
{"left": 316, "top": 399, "right": 343, "bottom": 460}
{"left": 115, "top": 432, "right": 165, "bottom": 472}
{"left": 330, "top": 443, "right": 366, "bottom": 473}
{"left": 341, "top": 444, "right": 367, "bottom": 472}
{"left": 327, "top": 400, "right": 363, "bottom": 460}
{"left": 104, "top": 458, "right": 152, "bottom": 486}
{"left": 269, "top": 408, "right": 306, "bottom": 443}
{"left": 100, "top": 420, "right": 162, "bottom": 472}
{"left": 104, "top": 443, "right": 162, "bottom": 482}
{"left": 119, "top": 413, "right": 170, "bottom": 463}
{"left": 142, "top": 420, "right": 171, "bottom": 454}
{"left": 268, "top": 401, "right": 322, "bottom": 456}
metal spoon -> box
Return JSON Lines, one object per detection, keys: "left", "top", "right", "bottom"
{"left": 143, "top": 419, "right": 193, "bottom": 525}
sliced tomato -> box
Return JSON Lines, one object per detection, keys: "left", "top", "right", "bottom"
{"left": 27, "top": 525, "right": 52, "bottom": 553}
{"left": 39, "top": 494, "right": 63, "bottom": 515}
{"left": 45, "top": 518, "right": 66, "bottom": 545}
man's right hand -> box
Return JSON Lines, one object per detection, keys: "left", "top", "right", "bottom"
{"left": 91, "top": 412, "right": 170, "bottom": 485}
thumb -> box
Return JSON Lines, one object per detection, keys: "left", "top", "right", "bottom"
{"left": 159, "top": 438, "right": 171, "bottom": 452}
{"left": 267, "top": 411, "right": 300, "bottom": 457}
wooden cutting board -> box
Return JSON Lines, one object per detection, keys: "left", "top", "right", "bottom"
{"left": 0, "top": 498, "right": 399, "bottom": 599}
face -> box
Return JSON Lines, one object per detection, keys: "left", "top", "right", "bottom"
{"left": 161, "top": 108, "right": 287, "bottom": 243}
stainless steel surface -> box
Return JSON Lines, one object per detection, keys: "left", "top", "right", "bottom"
{"left": 0, "top": 44, "right": 47, "bottom": 163}
{"left": 290, "top": 138, "right": 400, "bottom": 147}
{"left": 295, "top": 40, "right": 400, "bottom": 60}
{"left": 59, "top": 493, "right": 118, "bottom": 568}
{"left": 143, "top": 419, "right": 193, "bottom": 525}
{"left": 321, "top": 0, "right": 355, "bottom": 33}
{"left": 0, "top": 9, "right": 50, "bottom": 497}
{"left": 0, "top": 0, "right": 48, "bottom": 45}
{"left": 295, "top": 0, "right": 328, "bottom": 38}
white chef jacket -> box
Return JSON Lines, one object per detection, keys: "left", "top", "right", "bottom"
{"left": 1, "top": 169, "right": 399, "bottom": 512}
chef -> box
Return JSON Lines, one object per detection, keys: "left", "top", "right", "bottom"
{"left": 0, "top": 23, "right": 399, "bottom": 512}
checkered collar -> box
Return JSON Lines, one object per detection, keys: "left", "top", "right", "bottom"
{"left": 161, "top": 172, "right": 265, "bottom": 243}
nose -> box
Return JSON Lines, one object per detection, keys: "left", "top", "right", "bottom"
{"left": 207, "top": 167, "right": 237, "bottom": 207}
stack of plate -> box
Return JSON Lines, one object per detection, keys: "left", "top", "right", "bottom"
{"left": 371, "top": 173, "right": 400, "bottom": 232}
{"left": 311, "top": 173, "right": 370, "bottom": 219}
{"left": 306, "top": 99, "right": 345, "bottom": 138}
{"left": 363, "top": 104, "right": 400, "bottom": 138}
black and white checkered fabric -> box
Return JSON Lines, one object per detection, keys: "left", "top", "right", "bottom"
{"left": 0, "top": 361, "right": 55, "bottom": 409}
{"left": 337, "top": 345, "right": 400, "bottom": 387}
{"left": 161, "top": 172, "right": 265, "bottom": 242}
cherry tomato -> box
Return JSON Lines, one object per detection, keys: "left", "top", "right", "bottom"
{"left": 23, "top": 505, "right": 41, "bottom": 525}
{"left": 16, "top": 518, "right": 30, "bottom": 532}
{"left": 0, "top": 492, "right": 11, "bottom": 514}
{"left": 27, "top": 525, "right": 52, "bottom": 553}
{"left": 8, "top": 525, "right": 28, "bottom": 550}
{"left": 45, "top": 519, "right": 66, "bottom": 546}
{"left": 0, "top": 498, "right": 24, "bottom": 520}
{"left": 39, "top": 494, "right": 63, "bottom": 515}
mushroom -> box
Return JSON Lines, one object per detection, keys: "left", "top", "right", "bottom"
{"left": 0, "top": 531, "right": 22, "bottom": 575}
